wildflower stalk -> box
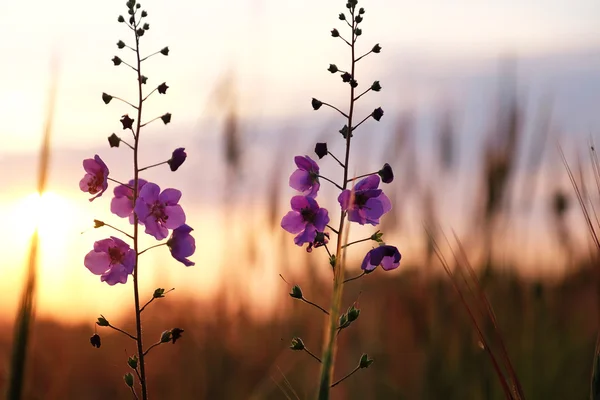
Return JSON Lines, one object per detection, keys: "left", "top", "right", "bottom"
{"left": 317, "top": 5, "right": 358, "bottom": 398}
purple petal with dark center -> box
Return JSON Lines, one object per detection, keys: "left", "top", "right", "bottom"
{"left": 289, "top": 170, "right": 311, "bottom": 192}
{"left": 338, "top": 190, "right": 351, "bottom": 211}
{"left": 164, "top": 205, "right": 186, "bottom": 229}
{"left": 355, "top": 175, "right": 380, "bottom": 191}
{"left": 84, "top": 251, "right": 111, "bottom": 275}
{"left": 139, "top": 182, "right": 160, "bottom": 203}
{"left": 281, "top": 211, "right": 305, "bottom": 234}
{"left": 290, "top": 196, "right": 311, "bottom": 212}
{"left": 294, "top": 225, "right": 317, "bottom": 246}
{"left": 313, "top": 208, "right": 330, "bottom": 231}
{"left": 159, "top": 188, "right": 182, "bottom": 205}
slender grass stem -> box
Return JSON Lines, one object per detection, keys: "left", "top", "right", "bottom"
{"left": 103, "top": 223, "right": 134, "bottom": 240}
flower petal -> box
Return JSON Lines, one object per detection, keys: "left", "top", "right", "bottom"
{"left": 164, "top": 205, "right": 186, "bottom": 229}
{"left": 159, "top": 188, "right": 182, "bottom": 205}
{"left": 281, "top": 211, "right": 305, "bottom": 234}
{"left": 84, "top": 251, "right": 111, "bottom": 275}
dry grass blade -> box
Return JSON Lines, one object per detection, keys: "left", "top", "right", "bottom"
{"left": 6, "top": 67, "right": 56, "bottom": 400}
{"left": 425, "top": 225, "right": 514, "bottom": 399}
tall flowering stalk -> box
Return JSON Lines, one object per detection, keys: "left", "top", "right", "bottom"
{"left": 281, "top": 1, "right": 399, "bottom": 398}
{"left": 80, "top": 2, "right": 195, "bottom": 399}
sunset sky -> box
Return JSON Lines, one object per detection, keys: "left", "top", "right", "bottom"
{"left": 1, "top": 0, "right": 599, "bottom": 321}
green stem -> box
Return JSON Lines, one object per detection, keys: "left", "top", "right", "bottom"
{"left": 317, "top": 6, "right": 357, "bottom": 399}
{"left": 330, "top": 365, "right": 360, "bottom": 388}
{"left": 131, "top": 9, "right": 149, "bottom": 400}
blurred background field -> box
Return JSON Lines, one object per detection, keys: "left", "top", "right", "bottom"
{"left": 2, "top": 0, "right": 600, "bottom": 399}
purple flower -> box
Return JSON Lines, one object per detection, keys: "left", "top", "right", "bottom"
{"left": 281, "top": 196, "right": 330, "bottom": 246}
{"left": 338, "top": 175, "right": 391, "bottom": 225}
{"left": 361, "top": 245, "right": 401, "bottom": 272}
{"left": 79, "top": 155, "right": 109, "bottom": 201}
{"left": 167, "top": 224, "right": 196, "bottom": 266}
{"left": 168, "top": 148, "right": 187, "bottom": 171}
{"left": 134, "top": 182, "right": 186, "bottom": 240}
{"left": 110, "top": 179, "right": 148, "bottom": 224}
{"left": 289, "top": 156, "right": 320, "bottom": 198}
{"left": 84, "top": 236, "right": 135, "bottom": 285}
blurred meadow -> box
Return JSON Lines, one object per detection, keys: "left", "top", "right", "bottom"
{"left": 2, "top": 0, "right": 600, "bottom": 398}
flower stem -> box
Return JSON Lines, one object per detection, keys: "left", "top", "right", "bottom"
{"left": 103, "top": 223, "right": 134, "bottom": 240}
{"left": 317, "top": 6, "right": 358, "bottom": 399}
{"left": 131, "top": 8, "right": 149, "bottom": 399}
{"left": 328, "top": 151, "right": 345, "bottom": 168}
{"left": 316, "top": 175, "right": 343, "bottom": 190}
{"left": 343, "top": 271, "right": 366, "bottom": 284}
{"left": 304, "top": 347, "right": 322, "bottom": 364}
{"left": 108, "top": 177, "right": 132, "bottom": 188}
{"left": 321, "top": 101, "right": 349, "bottom": 119}
{"left": 347, "top": 171, "right": 377, "bottom": 182}
{"left": 330, "top": 365, "right": 360, "bottom": 388}
{"left": 301, "top": 297, "right": 330, "bottom": 315}
{"left": 106, "top": 323, "right": 137, "bottom": 341}
{"left": 130, "top": 386, "right": 139, "bottom": 400}
{"left": 143, "top": 341, "right": 162, "bottom": 357}
{"left": 341, "top": 237, "right": 371, "bottom": 249}
{"left": 138, "top": 160, "right": 168, "bottom": 172}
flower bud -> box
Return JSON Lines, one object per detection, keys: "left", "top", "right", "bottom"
{"left": 171, "top": 327, "right": 184, "bottom": 344}
{"left": 143, "top": 23, "right": 150, "bottom": 30}
{"left": 127, "top": 355, "right": 138, "bottom": 369}
{"left": 339, "top": 13, "right": 346, "bottom": 20}
{"left": 355, "top": 15, "right": 363, "bottom": 23}
{"left": 331, "top": 29, "right": 339, "bottom": 38}
{"left": 112, "top": 56, "right": 122, "bottom": 66}
{"left": 327, "top": 64, "right": 338, "bottom": 73}
{"left": 116, "top": 40, "right": 126, "bottom": 49}
{"left": 129, "top": 16, "right": 135, "bottom": 24}
{"left": 378, "top": 163, "right": 393, "bottom": 183}
{"left": 359, "top": 353, "right": 374, "bottom": 368}
{"left": 161, "top": 113, "right": 172, "bottom": 125}
{"left": 118, "top": 15, "right": 125, "bottom": 23}
{"left": 157, "top": 82, "right": 169, "bottom": 94}
{"left": 139, "top": 75, "right": 148, "bottom": 84}
{"left": 339, "top": 125, "right": 351, "bottom": 139}
{"left": 371, "top": 81, "right": 382, "bottom": 92}
{"left": 341, "top": 72, "right": 351, "bottom": 82}
{"left": 93, "top": 219, "right": 106, "bottom": 228}
{"left": 311, "top": 98, "right": 323, "bottom": 110}
{"left": 359, "top": 7, "right": 365, "bottom": 14}
{"left": 372, "top": 43, "right": 381, "bottom": 53}
{"left": 153, "top": 288, "right": 165, "bottom": 298}
{"left": 289, "top": 285, "right": 303, "bottom": 299}
{"left": 160, "top": 46, "right": 169, "bottom": 56}
{"left": 314, "top": 142, "right": 328, "bottom": 159}
{"left": 350, "top": 79, "right": 358, "bottom": 88}
{"left": 329, "top": 254, "right": 337, "bottom": 268}
{"left": 141, "top": 10, "right": 148, "bottom": 17}
{"left": 97, "top": 315, "right": 109, "bottom": 327}
{"left": 354, "top": 28, "right": 362, "bottom": 36}
{"left": 124, "top": 372, "right": 134, "bottom": 387}
{"left": 370, "top": 230, "right": 384, "bottom": 242}
{"left": 136, "top": 3, "right": 141, "bottom": 8}
{"left": 90, "top": 333, "right": 101, "bottom": 348}
{"left": 108, "top": 133, "right": 121, "bottom": 148}
{"left": 372, "top": 107, "right": 384, "bottom": 121}
{"left": 290, "top": 337, "right": 305, "bottom": 350}
{"left": 160, "top": 330, "right": 172, "bottom": 343}
{"left": 347, "top": 304, "right": 360, "bottom": 322}
{"left": 102, "top": 92, "right": 113, "bottom": 105}
{"left": 136, "top": 28, "right": 145, "bottom": 37}
{"left": 338, "top": 313, "right": 349, "bottom": 328}
{"left": 167, "top": 148, "right": 187, "bottom": 171}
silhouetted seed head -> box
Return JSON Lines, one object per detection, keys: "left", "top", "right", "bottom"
{"left": 116, "top": 40, "right": 125, "bottom": 49}
{"left": 102, "top": 93, "right": 113, "bottom": 104}
{"left": 171, "top": 328, "right": 184, "bottom": 344}
{"left": 139, "top": 75, "right": 148, "bottom": 84}
{"left": 341, "top": 72, "right": 351, "bottom": 82}
{"left": 290, "top": 285, "right": 303, "bottom": 299}
{"left": 141, "top": 10, "right": 148, "bottom": 17}
{"left": 350, "top": 79, "right": 358, "bottom": 88}
{"left": 90, "top": 334, "right": 101, "bottom": 348}
{"left": 290, "top": 337, "right": 305, "bottom": 350}
{"left": 120, "top": 114, "right": 134, "bottom": 129}
{"left": 112, "top": 56, "right": 122, "bottom": 66}
{"left": 311, "top": 98, "right": 323, "bottom": 110}
{"left": 339, "top": 13, "right": 346, "bottom": 21}
{"left": 108, "top": 133, "right": 121, "bottom": 148}
{"left": 118, "top": 15, "right": 125, "bottom": 23}
{"left": 160, "top": 46, "right": 169, "bottom": 56}
{"left": 315, "top": 142, "right": 328, "bottom": 159}
{"left": 372, "top": 43, "right": 381, "bottom": 53}
{"left": 143, "top": 23, "right": 150, "bottom": 30}
{"left": 161, "top": 113, "right": 172, "bottom": 124}
{"left": 331, "top": 28, "right": 339, "bottom": 38}
{"left": 372, "top": 107, "right": 384, "bottom": 121}
{"left": 157, "top": 82, "right": 169, "bottom": 94}
{"left": 371, "top": 81, "right": 381, "bottom": 91}
{"left": 328, "top": 64, "right": 338, "bottom": 73}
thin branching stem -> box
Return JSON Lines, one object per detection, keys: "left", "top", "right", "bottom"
{"left": 343, "top": 271, "right": 366, "bottom": 284}
{"left": 322, "top": 102, "right": 349, "bottom": 119}
{"left": 130, "top": 386, "right": 139, "bottom": 400}
{"left": 316, "top": 175, "right": 343, "bottom": 190}
{"left": 138, "top": 160, "right": 168, "bottom": 172}
{"left": 330, "top": 365, "right": 360, "bottom": 388}
{"left": 112, "top": 96, "right": 139, "bottom": 110}
{"left": 140, "top": 115, "right": 162, "bottom": 128}
{"left": 121, "top": 139, "right": 135, "bottom": 150}
{"left": 347, "top": 171, "right": 376, "bottom": 182}
{"left": 352, "top": 114, "right": 371, "bottom": 132}
{"left": 121, "top": 60, "right": 138, "bottom": 72}
{"left": 304, "top": 348, "right": 322, "bottom": 364}
{"left": 131, "top": 7, "right": 149, "bottom": 399}
{"left": 142, "top": 87, "right": 158, "bottom": 102}
{"left": 143, "top": 341, "right": 162, "bottom": 357}
{"left": 328, "top": 151, "right": 345, "bottom": 168}
{"left": 342, "top": 237, "right": 371, "bottom": 249}
{"left": 103, "top": 223, "right": 134, "bottom": 240}
{"left": 326, "top": 225, "right": 339, "bottom": 235}
{"left": 108, "top": 177, "right": 132, "bottom": 188}
{"left": 301, "top": 298, "right": 330, "bottom": 315}
{"left": 106, "top": 324, "right": 137, "bottom": 341}
{"left": 353, "top": 87, "right": 371, "bottom": 102}
{"left": 355, "top": 50, "right": 372, "bottom": 63}
{"left": 140, "top": 50, "right": 162, "bottom": 62}
{"left": 140, "top": 288, "right": 175, "bottom": 313}
{"left": 138, "top": 243, "right": 167, "bottom": 256}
